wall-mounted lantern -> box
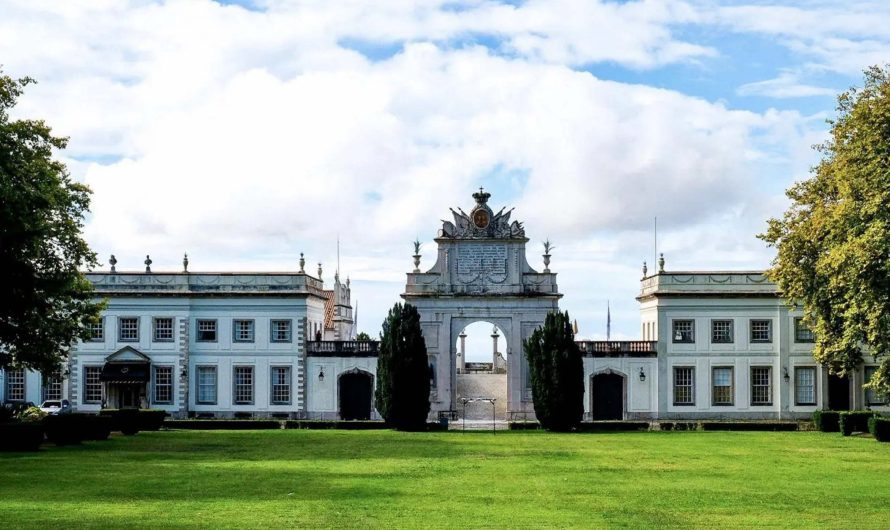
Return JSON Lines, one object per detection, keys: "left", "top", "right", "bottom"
{"left": 318, "top": 367, "right": 325, "bottom": 382}
{"left": 639, "top": 367, "right": 646, "bottom": 382}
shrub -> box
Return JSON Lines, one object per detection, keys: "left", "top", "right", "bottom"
{"left": 43, "top": 414, "right": 85, "bottom": 445}
{"left": 839, "top": 411, "right": 876, "bottom": 436}
{"left": 100, "top": 409, "right": 167, "bottom": 433}
{"left": 813, "top": 410, "right": 841, "bottom": 432}
{"left": 524, "top": 311, "right": 584, "bottom": 432}
{"left": 0, "top": 422, "right": 44, "bottom": 451}
{"left": 163, "top": 420, "right": 281, "bottom": 430}
{"left": 868, "top": 417, "right": 890, "bottom": 442}
{"left": 374, "top": 303, "right": 431, "bottom": 431}
{"left": 19, "top": 406, "right": 47, "bottom": 423}
{"left": 700, "top": 422, "right": 798, "bottom": 432}
{"left": 81, "top": 415, "right": 113, "bottom": 441}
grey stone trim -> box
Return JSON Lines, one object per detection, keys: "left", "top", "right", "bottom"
{"left": 297, "top": 316, "right": 306, "bottom": 412}
{"left": 178, "top": 318, "right": 189, "bottom": 418}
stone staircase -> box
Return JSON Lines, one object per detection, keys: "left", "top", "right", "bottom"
{"left": 455, "top": 373, "right": 507, "bottom": 420}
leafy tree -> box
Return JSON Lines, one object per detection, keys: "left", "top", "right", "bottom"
{"left": 374, "top": 302, "right": 430, "bottom": 430}
{"left": 0, "top": 72, "right": 103, "bottom": 374}
{"left": 524, "top": 310, "right": 584, "bottom": 431}
{"left": 355, "top": 331, "right": 372, "bottom": 341}
{"left": 761, "top": 65, "right": 890, "bottom": 401}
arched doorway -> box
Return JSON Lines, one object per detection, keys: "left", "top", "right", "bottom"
{"left": 591, "top": 372, "right": 625, "bottom": 420}
{"left": 338, "top": 370, "right": 373, "bottom": 420}
{"left": 454, "top": 321, "right": 508, "bottom": 421}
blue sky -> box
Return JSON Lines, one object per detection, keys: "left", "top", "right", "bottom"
{"left": 1, "top": 0, "right": 888, "bottom": 352}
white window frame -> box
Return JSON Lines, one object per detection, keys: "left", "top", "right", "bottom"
{"left": 794, "top": 366, "right": 816, "bottom": 406}
{"left": 233, "top": 366, "right": 254, "bottom": 405}
{"left": 153, "top": 317, "right": 175, "bottom": 342}
{"left": 673, "top": 366, "right": 695, "bottom": 406}
{"left": 83, "top": 366, "right": 103, "bottom": 404}
{"left": 43, "top": 370, "right": 63, "bottom": 401}
{"left": 153, "top": 366, "right": 173, "bottom": 404}
{"left": 711, "top": 366, "right": 734, "bottom": 406}
{"left": 196, "top": 319, "right": 217, "bottom": 343}
{"left": 118, "top": 317, "right": 139, "bottom": 342}
{"left": 711, "top": 319, "right": 734, "bottom": 344}
{"left": 794, "top": 317, "right": 815, "bottom": 343}
{"left": 672, "top": 320, "right": 695, "bottom": 343}
{"left": 751, "top": 366, "right": 773, "bottom": 406}
{"left": 233, "top": 320, "right": 255, "bottom": 343}
{"left": 270, "top": 366, "right": 291, "bottom": 405}
{"left": 88, "top": 318, "right": 105, "bottom": 342}
{"left": 196, "top": 366, "right": 217, "bottom": 405}
{"left": 750, "top": 319, "right": 772, "bottom": 343}
{"left": 270, "top": 320, "right": 292, "bottom": 343}
{"left": 5, "top": 368, "right": 26, "bottom": 402}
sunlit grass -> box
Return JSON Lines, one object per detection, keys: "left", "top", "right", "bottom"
{"left": 1, "top": 429, "right": 888, "bottom": 528}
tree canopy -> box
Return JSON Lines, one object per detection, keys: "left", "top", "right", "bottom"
{"left": 0, "top": 72, "right": 103, "bottom": 374}
{"left": 524, "top": 310, "right": 584, "bottom": 431}
{"left": 761, "top": 65, "right": 890, "bottom": 400}
{"left": 374, "top": 302, "right": 430, "bottom": 430}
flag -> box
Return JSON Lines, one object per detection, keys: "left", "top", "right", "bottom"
{"left": 607, "top": 300, "right": 611, "bottom": 341}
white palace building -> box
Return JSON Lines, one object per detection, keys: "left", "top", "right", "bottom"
{"left": 1, "top": 190, "right": 887, "bottom": 421}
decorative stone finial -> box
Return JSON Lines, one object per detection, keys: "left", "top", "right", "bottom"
{"left": 317, "top": 263, "right": 322, "bottom": 279}
{"left": 658, "top": 253, "right": 665, "bottom": 273}
{"left": 144, "top": 255, "right": 152, "bottom": 273}
{"left": 472, "top": 187, "right": 491, "bottom": 205}
{"left": 542, "top": 239, "right": 553, "bottom": 273}
{"left": 491, "top": 325, "right": 499, "bottom": 337}
{"left": 642, "top": 261, "right": 648, "bottom": 277}
{"left": 183, "top": 252, "right": 189, "bottom": 273}
{"left": 412, "top": 239, "right": 422, "bottom": 273}
{"left": 299, "top": 253, "right": 305, "bottom": 274}
{"left": 346, "top": 276, "right": 350, "bottom": 289}
{"left": 109, "top": 254, "right": 117, "bottom": 273}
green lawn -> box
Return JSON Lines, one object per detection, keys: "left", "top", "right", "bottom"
{"left": 1, "top": 429, "right": 888, "bottom": 528}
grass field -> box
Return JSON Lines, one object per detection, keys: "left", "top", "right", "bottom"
{"left": 1, "top": 429, "right": 889, "bottom": 528}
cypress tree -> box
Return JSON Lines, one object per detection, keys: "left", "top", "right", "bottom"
{"left": 524, "top": 311, "right": 584, "bottom": 431}
{"left": 375, "top": 302, "right": 431, "bottom": 431}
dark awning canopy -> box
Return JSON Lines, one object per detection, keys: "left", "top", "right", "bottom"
{"left": 100, "top": 362, "right": 150, "bottom": 383}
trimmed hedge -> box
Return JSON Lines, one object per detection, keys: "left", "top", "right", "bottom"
{"left": 81, "top": 415, "right": 113, "bottom": 441}
{"left": 813, "top": 410, "right": 841, "bottom": 432}
{"left": 868, "top": 417, "right": 890, "bottom": 442}
{"left": 839, "top": 411, "right": 876, "bottom": 436}
{"left": 285, "top": 421, "right": 388, "bottom": 430}
{"left": 100, "top": 409, "right": 168, "bottom": 434}
{"left": 700, "top": 422, "right": 799, "bottom": 432}
{"left": 164, "top": 420, "right": 281, "bottom": 430}
{"left": 43, "top": 414, "right": 85, "bottom": 445}
{"left": 578, "top": 422, "right": 650, "bottom": 432}
{"left": 0, "top": 422, "right": 44, "bottom": 451}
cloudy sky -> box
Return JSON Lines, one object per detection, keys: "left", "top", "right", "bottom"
{"left": 3, "top": 0, "right": 888, "bottom": 356}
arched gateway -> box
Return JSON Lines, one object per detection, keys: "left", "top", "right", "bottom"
{"left": 402, "top": 189, "right": 561, "bottom": 421}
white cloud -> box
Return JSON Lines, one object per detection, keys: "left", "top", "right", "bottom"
{"left": 737, "top": 71, "right": 836, "bottom": 98}
{"left": 0, "top": 0, "right": 834, "bottom": 337}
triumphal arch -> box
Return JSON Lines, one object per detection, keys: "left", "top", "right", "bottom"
{"left": 403, "top": 189, "right": 561, "bottom": 420}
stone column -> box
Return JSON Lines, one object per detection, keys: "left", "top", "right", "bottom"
{"left": 491, "top": 326, "right": 500, "bottom": 372}
{"left": 458, "top": 331, "right": 467, "bottom": 374}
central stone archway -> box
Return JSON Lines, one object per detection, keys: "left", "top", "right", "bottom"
{"left": 402, "top": 189, "right": 561, "bottom": 421}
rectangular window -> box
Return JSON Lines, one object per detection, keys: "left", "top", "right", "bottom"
{"left": 751, "top": 367, "right": 772, "bottom": 405}
{"left": 712, "top": 367, "right": 734, "bottom": 405}
{"left": 153, "top": 366, "right": 173, "bottom": 404}
{"left": 271, "top": 320, "right": 292, "bottom": 343}
{"left": 83, "top": 366, "right": 102, "bottom": 403}
{"left": 750, "top": 320, "right": 772, "bottom": 343}
{"left": 43, "top": 370, "right": 63, "bottom": 401}
{"left": 865, "top": 366, "right": 884, "bottom": 406}
{"left": 271, "top": 367, "right": 291, "bottom": 404}
{"left": 196, "top": 366, "right": 217, "bottom": 404}
{"left": 5, "top": 368, "right": 25, "bottom": 402}
{"left": 711, "top": 320, "right": 734, "bottom": 344}
{"left": 118, "top": 317, "right": 139, "bottom": 342}
{"left": 233, "top": 320, "right": 255, "bottom": 343}
{"left": 795, "top": 366, "right": 816, "bottom": 406}
{"left": 672, "top": 320, "right": 695, "bottom": 343}
{"left": 234, "top": 366, "right": 254, "bottom": 404}
{"left": 88, "top": 318, "right": 105, "bottom": 342}
{"left": 794, "top": 318, "right": 815, "bottom": 343}
{"left": 153, "top": 318, "right": 174, "bottom": 342}
{"left": 673, "top": 367, "right": 695, "bottom": 405}
{"left": 196, "top": 319, "right": 217, "bottom": 342}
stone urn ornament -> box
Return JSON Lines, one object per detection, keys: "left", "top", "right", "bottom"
{"left": 542, "top": 239, "right": 554, "bottom": 273}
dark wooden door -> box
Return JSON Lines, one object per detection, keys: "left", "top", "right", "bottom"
{"left": 828, "top": 374, "right": 850, "bottom": 410}
{"left": 592, "top": 373, "right": 623, "bottom": 420}
{"left": 339, "top": 373, "right": 372, "bottom": 420}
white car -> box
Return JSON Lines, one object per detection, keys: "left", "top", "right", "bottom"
{"left": 39, "top": 400, "right": 68, "bottom": 415}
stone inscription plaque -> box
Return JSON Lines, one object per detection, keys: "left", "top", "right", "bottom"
{"left": 457, "top": 244, "right": 507, "bottom": 277}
